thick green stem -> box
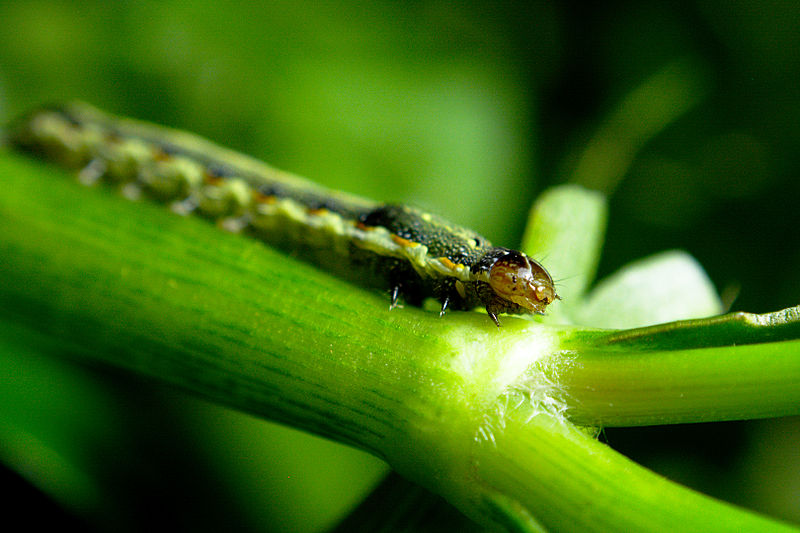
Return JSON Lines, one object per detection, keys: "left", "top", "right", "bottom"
{"left": 475, "top": 408, "right": 797, "bottom": 532}
{"left": 557, "top": 315, "right": 800, "bottom": 426}
{"left": 564, "top": 339, "right": 800, "bottom": 426}
{"left": 1, "top": 152, "right": 798, "bottom": 531}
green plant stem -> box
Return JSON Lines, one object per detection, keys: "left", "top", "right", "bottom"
{"left": 476, "top": 408, "right": 796, "bottom": 532}
{"left": 1, "top": 152, "right": 798, "bottom": 531}
{"left": 555, "top": 310, "right": 800, "bottom": 426}
{"left": 558, "top": 335, "right": 800, "bottom": 427}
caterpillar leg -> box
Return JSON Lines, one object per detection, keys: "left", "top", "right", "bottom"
{"left": 389, "top": 285, "right": 402, "bottom": 310}
{"left": 439, "top": 296, "right": 449, "bottom": 317}
{"left": 78, "top": 158, "right": 106, "bottom": 185}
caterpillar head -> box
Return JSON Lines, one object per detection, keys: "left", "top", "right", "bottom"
{"left": 488, "top": 249, "right": 557, "bottom": 313}
{"left": 471, "top": 248, "right": 558, "bottom": 326}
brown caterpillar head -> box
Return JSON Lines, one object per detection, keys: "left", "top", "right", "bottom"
{"left": 486, "top": 249, "right": 557, "bottom": 314}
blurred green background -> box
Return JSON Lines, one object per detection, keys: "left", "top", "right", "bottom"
{"left": 1, "top": 1, "right": 798, "bottom": 530}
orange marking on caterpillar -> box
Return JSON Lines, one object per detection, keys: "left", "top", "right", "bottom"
{"left": 204, "top": 171, "right": 225, "bottom": 186}
{"left": 253, "top": 190, "right": 277, "bottom": 204}
{"left": 152, "top": 147, "right": 172, "bottom": 162}
{"left": 438, "top": 256, "right": 463, "bottom": 271}
{"left": 391, "top": 234, "right": 420, "bottom": 248}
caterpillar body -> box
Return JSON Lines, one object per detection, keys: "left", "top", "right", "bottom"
{"left": 8, "top": 102, "right": 557, "bottom": 326}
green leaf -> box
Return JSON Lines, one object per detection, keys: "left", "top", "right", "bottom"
{"left": 575, "top": 250, "right": 723, "bottom": 329}
{"left": 521, "top": 184, "right": 607, "bottom": 312}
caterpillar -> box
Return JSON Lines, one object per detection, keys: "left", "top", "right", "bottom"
{"left": 7, "top": 102, "right": 558, "bottom": 326}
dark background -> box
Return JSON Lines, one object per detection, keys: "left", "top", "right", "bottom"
{"left": 1, "top": 1, "right": 798, "bottom": 530}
